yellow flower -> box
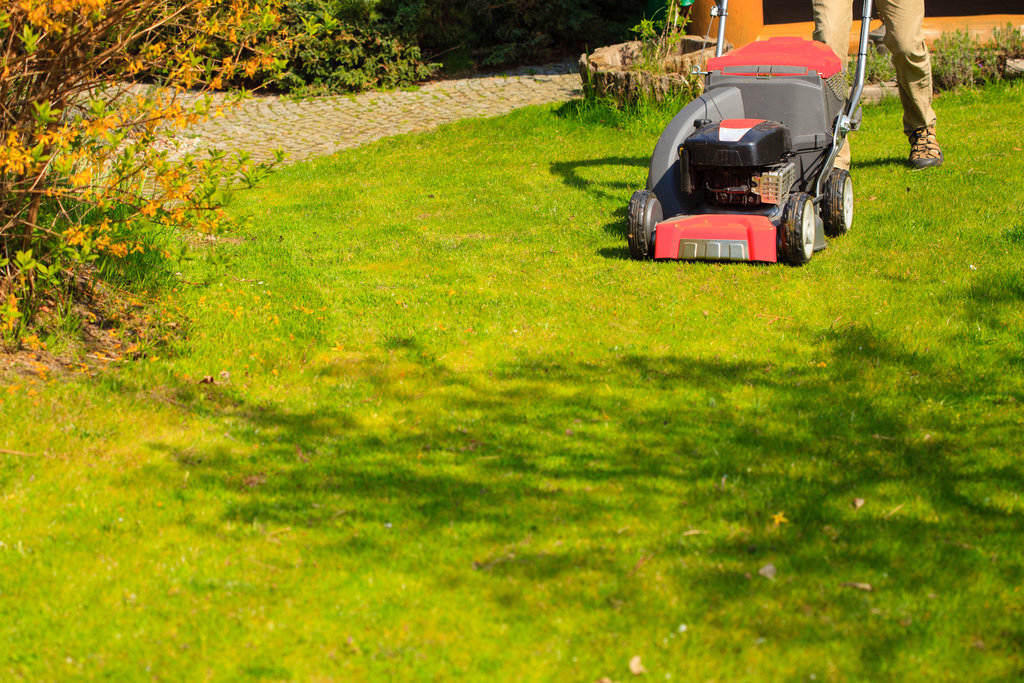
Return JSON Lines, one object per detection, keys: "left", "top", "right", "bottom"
{"left": 1, "top": 294, "right": 22, "bottom": 332}
{"left": 107, "top": 242, "right": 129, "bottom": 258}
{"left": 69, "top": 167, "right": 93, "bottom": 187}
{"left": 771, "top": 511, "right": 789, "bottom": 526}
{"left": 63, "top": 226, "right": 88, "bottom": 246}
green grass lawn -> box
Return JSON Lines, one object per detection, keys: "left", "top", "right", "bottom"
{"left": 2, "top": 82, "right": 1023, "bottom": 680}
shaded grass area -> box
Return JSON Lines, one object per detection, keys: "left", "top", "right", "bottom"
{"left": 2, "top": 82, "right": 1024, "bottom": 679}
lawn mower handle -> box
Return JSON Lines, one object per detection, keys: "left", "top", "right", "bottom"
{"left": 816, "top": 0, "right": 873, "bottom": 196}
{"left": 708, "top": 0, "right": 874, "bottom": 195}
{"left": 711, "top": 0, "right": 729, "bottom": 58}
{"left": 846, "top": 0, "right": 874, "bottom": 123}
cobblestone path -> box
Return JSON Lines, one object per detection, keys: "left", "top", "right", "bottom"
{"left": 170, "top": 63, "right": 581, "bottom": 166}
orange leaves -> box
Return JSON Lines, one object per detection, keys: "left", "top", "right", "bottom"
{"left": 62, "top": 226, "right": 89, "bottom": 247}
{"left": 0, "top": 131, "right": 34, "bottom": 175}
{"left": 15, "top": 0, "right": 108, "bottom": 34}
{"left": 36, "top": 124, "right": 73, "bottom": 148}
{"left": 19, "top": 1, "right": 50, "bottom": 30}
{"left": 1, "top": 295, "right": 23, "bottom": 333}
{"left": 1, "top": 0, "right": 287, "bottom": 338}
{"left": 69, "top": 166, "right": 93, "bottom": 188}
{"left": 105, "top": 242, "right": 130, "bottom": 259}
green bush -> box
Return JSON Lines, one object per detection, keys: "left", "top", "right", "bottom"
{"left": 932, "top": 25, "right": 1024, "bottom": 91}
{"left": 842, "top": 26, "right": 1024, "bottom": 92}
{"left": 279, "top": 1, "right": 437, "bottom": 94}
{"left": 131, "top": 0, "right": 642, "bottom": 92}
{"left": 132, "top": 0, "right": 438, "bottom": 94}
{"left": 932, "top": 30, "right": 996, "bottom": 89}
{"left": 378, "top": 0, "right": 641, "bottom": 68}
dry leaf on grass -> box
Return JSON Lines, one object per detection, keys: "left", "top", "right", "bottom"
{"left": 758, "top": 563, "right": 777, "bottom": 580}
{"left": 243, "top": 473, "right": 267, "bottom": 488}
{"left": 629, "top": 655, "right": 646, "bottom": 675}
{"left": 842, "top": 582, "right": 873, "bottom": 591}
{"left": 852, "top": 498, "right": 865, "bottom": 510}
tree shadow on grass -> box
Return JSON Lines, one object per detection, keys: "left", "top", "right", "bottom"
{"left": 148, "top": 322, "right": 1023, "bottom": 515}
{"left": 549, "top": 157, "right": 647, "bottom": 203}
{"left": 600, "top": 205, "right": 629, "bottom": 240}
{"left": 124, "top": 277, "right": 1024, "bottom": 672}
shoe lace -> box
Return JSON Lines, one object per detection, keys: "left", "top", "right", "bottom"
{"left": 910, "top": 128, "right": 940, "bottom": 157}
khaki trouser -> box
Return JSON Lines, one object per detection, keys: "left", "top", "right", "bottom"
{"left": 812, "top": 0, "right": 937, "bottom": 168}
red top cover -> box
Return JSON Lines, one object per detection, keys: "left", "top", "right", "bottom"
{"left": 706, "top": 37, "right": 841, "bottom": 78}
{"left": 719, "top": 119, "right": 766, "bottom": 130}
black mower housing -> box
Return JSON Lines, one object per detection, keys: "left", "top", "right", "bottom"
{"left": 683, "top": 120, "right": 793, "bottom": 167}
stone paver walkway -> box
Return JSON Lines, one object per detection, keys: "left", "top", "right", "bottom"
{"left": 165, "top": 63, "right": 901, "bottom": 167}
{"left": 170, "top": 63, "right": 581, "bottom": 166}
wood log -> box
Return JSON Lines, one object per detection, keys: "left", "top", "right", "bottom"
{"left": 579, "top": 37, "right": 723, "bottom": 106}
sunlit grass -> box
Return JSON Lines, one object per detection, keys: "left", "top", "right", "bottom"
{"left": 2, "top": 82, "right": 1023, "bottom": 679}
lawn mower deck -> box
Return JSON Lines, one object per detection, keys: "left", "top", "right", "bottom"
{"left": 627, "top": 1, "right": 870, "bottom": 265}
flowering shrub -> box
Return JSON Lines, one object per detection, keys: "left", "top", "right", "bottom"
{"left": 0, "top": 0, "right": 283, "bottom": 344}
{"left": 134, "top": 0, "right": 436, "bottom": 95}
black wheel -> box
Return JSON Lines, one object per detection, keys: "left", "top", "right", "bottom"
{"left": 822, "top": 168, "right": 854, "bottom": 237}
{"left": 627, "top": 189, "right": 662, "bottom": 260}
{"left": 780, "top": 192, "right": 816, "bottom": 266}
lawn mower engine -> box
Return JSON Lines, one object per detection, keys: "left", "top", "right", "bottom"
{"left": 683, "top": 120, "right": 795, "bottom": 210}
{"left": 627, "top": 0, "right": 871, "bottom": 265}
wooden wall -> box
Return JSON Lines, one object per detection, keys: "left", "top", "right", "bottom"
{"left": 690, "top": 0, "right": 1024, "bottom": 50}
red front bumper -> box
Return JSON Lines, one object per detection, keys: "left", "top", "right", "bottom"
{"left": 653, "top": 214, "right": 777, "bottom": 263}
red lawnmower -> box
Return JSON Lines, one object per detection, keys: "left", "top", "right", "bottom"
{"left": 628, "top": 0, "right": 873, "bottom": 265}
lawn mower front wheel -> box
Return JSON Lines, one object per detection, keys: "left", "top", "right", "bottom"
{"left": 780, "top": 192, "right": 817, "bottom": 266}
{"left": 823, "top": 168, "right": 854, "bottom": 237}
{"left": 628, "top": 189, "right": 662, "bottom": 260}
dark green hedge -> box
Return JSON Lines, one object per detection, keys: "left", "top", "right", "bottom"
{"left": 133, "top": 0, "right": 643, "bottom": 94}
{"left": 279, "top": 0, "right": 437, "bottom": 93}
{"left": 378, "top": 0, "right": 642, "bottom": 67}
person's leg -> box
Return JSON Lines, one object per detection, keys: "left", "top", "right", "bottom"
{"left": 812, "top": 0, "right": 853, "bottom": 63}
{"left": 876, "top": 0, "right": 942, "bottom": 167}
{"left": 812, "top": 0, "right": 853, "bottom": 169}
{"left": 876, "top": 0, "right": 935, "bottom": 133}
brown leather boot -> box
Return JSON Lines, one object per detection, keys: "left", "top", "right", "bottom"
{"left": 908, "top": 125, "right": 943, "bottom": 169}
